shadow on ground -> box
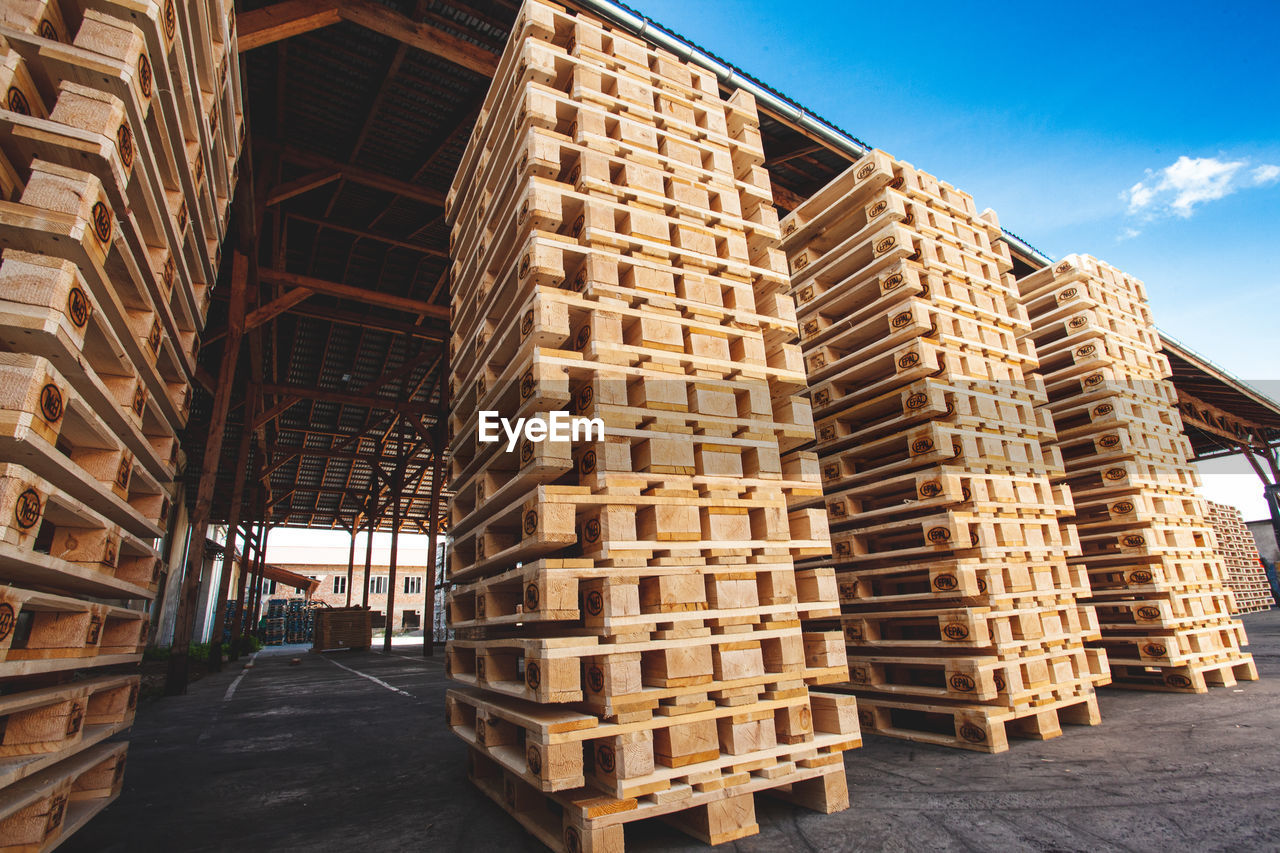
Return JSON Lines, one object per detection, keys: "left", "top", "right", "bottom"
{"left": 61, "top": 611, "right": 1280, "bottom": 852}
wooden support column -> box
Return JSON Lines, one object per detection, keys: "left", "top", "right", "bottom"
{"left": 165, "top": 253, "right": 248, "bottom": 695}
{"left": 238, "top": 522, "right": 267, "bottom": 651}
{"left": 384, "top": 419, "right": 406, "bottom": 652}
{"left": 362, "top": 488, "right": 378, "bottom": 608}
{"left": 422, "top": 447, "right": 444, "bottom": 657}
{"left": 207, "top": 411, "right": 256, "bottom": 672}
{"left": 1239, "top": 443, "right": 1280, "bottom": 586}
{"left": 247, "top": 526, "right": 272, "bottom": 639}
{"left": 345, "top": 512, "right": 358, "bottom": 607}
{"left": 228, "top": 487, "right": 263, "bottom": 659}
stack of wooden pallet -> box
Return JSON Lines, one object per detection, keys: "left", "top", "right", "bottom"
{"left": 0, "top": 0, "right": 243, "bottom": 844}
{"left": 312, "top": 606, "right": 372, "bottom": 652}
{"left": 1016, "top": 254, "right": 1258, "bottom": 692}
{"left": 443, "top": 2, "right": 859, "bottom": 849}
{"left": 1206, "top": 501, "right": 1274, "bottom": 613}
{"left": 780, "top": 150, "right": 1110, "bottom": 753}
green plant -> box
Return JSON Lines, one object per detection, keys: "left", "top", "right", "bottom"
{"left": 141, "top": 643, "right": 210, "bottom": 663}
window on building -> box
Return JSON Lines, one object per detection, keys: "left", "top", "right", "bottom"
{"left": 333, "top": 575, "right": 347, "bottom": 594}
{"left": 262, "top": 579, "right": 277, "bottom": 594}
{"left": 370, "top": 575, "right": 388, "bottom": 595}
{"left": 404, "top": 575, "right": 421, "bottom": 595}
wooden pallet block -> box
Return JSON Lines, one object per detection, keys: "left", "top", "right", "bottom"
{"left": 2, "top": 42, "right": 50, "bottom": 121}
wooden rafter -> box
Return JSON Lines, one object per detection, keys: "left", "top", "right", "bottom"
{"left": 286, "top": 213, "right": 448, "bottom": 257}
{"left": 263, "top": 143, "right": 447, "bottom": 207}
{"left": 258, "top": 268, "right": 451, "bottom": 319}
{"left": 239, "top": 0, "right": 500, "bottom": 78}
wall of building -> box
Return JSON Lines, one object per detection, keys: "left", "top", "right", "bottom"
{"left": 274, "top": 563, "right": 434, "bottom": 630}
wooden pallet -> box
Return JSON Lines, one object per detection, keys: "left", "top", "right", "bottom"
{"left": 0, "top": 249, "right": 183, "bottom": 482}
{"left": 0, "top": 583, "right": 146, "bottom": 676}
{"left": 448, "top": 558, "right": 840, "bottom": 634}
{"left": 0, "top": 674, "right": 137, "bottom": 790}
{"left": 448, "top": 686, "right": 857, "bottom": 798}
{"left": 0, "top": 351, "right": 171, "bottom": 537}
{"left": 0, "top": 462, "right": 160, "bottom": 597}
{"left": 852, "top": 689, "right": 1100, "bottom": 754}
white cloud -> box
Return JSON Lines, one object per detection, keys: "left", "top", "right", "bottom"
{"left": 1118, "top": 226, "right": 1142, "bottom": 241}
{"left": 1253, "top": 164, "right": 1280, "bottom": 185}
{"left": 1122, "top": 155, "right": 1279, "bottom": 226}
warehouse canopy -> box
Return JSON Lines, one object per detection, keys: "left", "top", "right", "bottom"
{"left": 1161, "top": 335, "right": 1280, "bottom": 461}
{"left": 187, "top": 0, "right": 865, "bottom": 533}
{"left": 189, "top": 0, "right": 1279, "bottom": 535}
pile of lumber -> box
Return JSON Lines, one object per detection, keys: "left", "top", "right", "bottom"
{"left": 442, "top": 2, "right": 859, "bottom": 849}
{"left": 0, "top": 0, "right": 243, "bottom": 844}
{"left": 780, "top": 149, "right": 1110, "bottom": 752}
{"left": 1206, "top": 501, "right": 1273, "bottom": 613}
{"left": 1017, "top": 255, "right": 1258, "bottom": 691}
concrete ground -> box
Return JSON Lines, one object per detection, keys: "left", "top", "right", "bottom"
{"left": 63, "top": 611, "right": 1280, "bottom": 853}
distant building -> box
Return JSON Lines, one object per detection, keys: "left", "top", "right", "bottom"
{"left": 276, "top": 562, "right": 440, "bottom": 631}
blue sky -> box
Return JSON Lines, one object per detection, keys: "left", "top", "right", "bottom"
{"left": 634, "top": 0, "right": 1280, "bottom": 382}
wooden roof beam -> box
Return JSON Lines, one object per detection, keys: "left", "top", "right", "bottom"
{"left": 262, "top": 143, "right": 446, "bottom": 207}
{"left": 286, "top": 213, "right": 447, "bottom": 258}
{"left": 256, "top": 381, "right": 438, "bottom": 413}
{"left": 259, "top": 268, "right": 450, "bottom": 319}
{"left": 266, "top": 169, "right": 342, "bottom": 206}
{"left": 337, "top": 0, "right": 499, "bottom": 77}
{"left": 239, "top": 0, "right": 499, "bottom": 78}
{"left": 238, "top": 0, "right": 341, "bottom": 52}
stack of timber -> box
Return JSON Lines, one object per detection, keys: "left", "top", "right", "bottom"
{"left": 312, "top": 606, "right": 372, "bottom": 652}
{"left": 0, "top": 0, "right": 244, "bottom": 844}
{"left": 443, "top": 2, "right": 859, "bottom": 850}
{"left": 1016, "top": 255, "right": 1258, "bottom": 692}
{"left": 1207, "top": 501, "right": 1273, "bottom": 613}
{"left": 780, "top": 150, "right": 1110, "bottom": 753}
